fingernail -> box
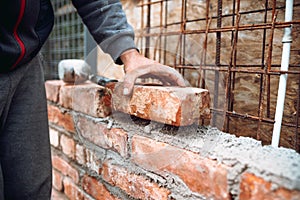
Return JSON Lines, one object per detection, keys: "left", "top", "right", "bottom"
{"left": 123, "top": 88, "right": 129, "bottom": 95}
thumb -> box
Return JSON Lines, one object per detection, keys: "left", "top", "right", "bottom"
{"left": 122, "top": 71, "right": 137, "bottom": 96}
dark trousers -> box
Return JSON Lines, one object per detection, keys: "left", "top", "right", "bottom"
{"left": 0, "top": 55, "right": 52, "bottom": 199}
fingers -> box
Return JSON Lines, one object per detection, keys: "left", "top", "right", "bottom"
{"left": 145, "top": 64, "right": 186, "bottom": 87}
{"left": 165, "top": 67, "right": 186, "bottom": 87}
{"left": 122, "top": 65, "right": 151, "bottom": 95}
{"left": 122, "top": 64, "right": 186, "bottom": 96}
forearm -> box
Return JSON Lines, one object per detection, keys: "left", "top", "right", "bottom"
{"left": 71, "top": 0, "right": 137, "bottom": 63}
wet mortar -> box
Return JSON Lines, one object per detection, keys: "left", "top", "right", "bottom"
{"left": 111, "top": 112, "right": 300, "bottom": 198}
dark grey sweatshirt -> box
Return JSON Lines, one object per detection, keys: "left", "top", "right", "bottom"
{"left": 0, "top": 0, "right": 136, "bottom": 73}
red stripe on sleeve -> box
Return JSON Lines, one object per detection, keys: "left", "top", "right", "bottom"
{"left": 11, "top": 0, "right": 26, "bottom": 70}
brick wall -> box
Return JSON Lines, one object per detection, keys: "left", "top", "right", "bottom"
{"left": 46, "top": 80, "right": 300, "bottom": 200}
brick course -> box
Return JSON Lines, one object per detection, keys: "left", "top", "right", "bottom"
{"left": 52, "top": 169, "right": 63, "bottom": 191}
{"left": 239, "top": 173, "right": 300, "bottom": 200}
{"left": 45, "top": 80, "right": 62, "bottom": 103}
{"left": 76, "top": 115, "right": 128, "bottom": 157}
{"left": 102, "top": 160, "right": 170, "bottom": 200}
{"left": 49, "top": 128, "right": 59, "bottom": 147}
{"left": 59, "top": 82, "right": 112, "bottom": 118}
{"left": 51, "top": 188, "right": 68, "bottom": 200}
{"left": 131, "top": 135, "right": 230, "bottom": 200}
{"left": 61, "top": 134, "right": 76, "bottom": 159}
{"left": 82, "top": 175, "right": 120, "bottom": 200}
{"left": 46, "top": 81, "right": 300, "bottom": 200}
{"left": 63, "top": 177, "right": 92, "bottom": 200}
{"left": 52, "top": 155, "right": 80, "bottom": 184}
{"left": 47, "top": 104, "right": 75, "bottom": 133}
{"left": 76, "top": 144, "right": 86, "bottom": 165}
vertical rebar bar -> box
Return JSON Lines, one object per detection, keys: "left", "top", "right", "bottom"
{"left": 177, "top": 0, "right": 186, "bottom": 74}
{"left": 212, "top": 0, "right": 222, "bottom": 127}
{"left": 140, "top": 0, "right": 145, "bottom": 56}
{"left": 228, "top": 0, "right": 237, "bottom": 113}
{"left": 153, "top": 1, "right": 164, "bottom": 61}
{"left": 262, "top": 0, "right": 270, "bottom": 118}
{"left": 225, "top": 14, "right": 240, "bottom": 133}
{"left": 259, "top": 9, "right": 278, "bottom": 140}
{"left": 145, "top": 0, "right": 151, "bottom": 58}
{"left": 182, "top": 0, "right": 187, "bottom": 77}
{"left": 257, "top": 0, "right": 271, "bottom": 140}
{"left": 163, "top": 0, "right": 168, "bottom": 66}
{"left": 198, "top": 1, "right": 211, "bottom": 89}
{"left": 159, "top": 0, "right": 163, "bottom": 63}
{"left": 267, "top": 1, "right": 277, "bottom": 73}
{"left": 200, "top": 0, "right": 211, "bottom": 91}
{"left": 224, "top": 0, "right": 240, "bottom": 132}
{"left": 198, "top": 0, "right": 211, "bottom": 128}
{"left": 296, "top": 74, "right": 300, "bottom": 152}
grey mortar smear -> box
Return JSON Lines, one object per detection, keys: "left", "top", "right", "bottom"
{"left": 111, "top": 113, "right": 300, "bottom": 196}
{"left": 200, "top": 127, "right": 300, "bottom": 191}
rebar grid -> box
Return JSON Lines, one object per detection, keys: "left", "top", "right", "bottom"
{"left": 42, "top": 0, "right": 85, "bottom": 80}
{"left": 136, "top": 0, "right": 300, "bottom": 152}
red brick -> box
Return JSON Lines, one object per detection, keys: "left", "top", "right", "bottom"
{"left": 106, "top": 128, "right": 128, "bottom": 157}
{"left": 45, "top": 80, "right": 63, "bottom": 103}
{"left": 51, "top": 188, "right": 68, "bottom": 200}
{"left": 102, "top": 160, "right": 170, "bottom": 200}
{"left": 47, "top": 104, "right": 75, "bottom": 133}
{"left": 76, "top": 144, "right": 86, "bottom": 165}
{"left": 49, "top": 128, "right": 59, "bottom": 147}
{"left": 59, "top": 82, "right": 112, "bottom": 117}
{"left": 112, "top": 84, "right": 210, "bottom": 126}
{"left": 76, "top": 116, "right": 128, "bottom": 157}
{"left": 63, "top": 177, "right": 91, "bottom": 200}
{"left": 239, "top": 173, "right": 300, "bottom": 200}
{"left": 58, "top": 84, "right": 73, "bottom": 109}
{"left": 52, "top": 155, "right": 79, "bottom": 183}
{"left": 82, "top": 175, "right": 120, "bottom": 200}
{"left": 85, "top": 149, "right": 102, "bottom": 174}
{"left": 52, "top": 169, "right": 63, "bottom": 191}
{"left": 61, "top": 134, "right": 75, "bottom": 159}
{"left": 131, "top": 135, "right": 229, "bottom": 200}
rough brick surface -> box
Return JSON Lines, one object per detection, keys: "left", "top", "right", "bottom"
{"left": 49, "top": 128, "right": 59, "bottom": 147}
{"left": 52, "top": 155, "right": 79, "bottom": 183}
{"left": 102, "top": 160, "right": 170, "bottom": 200}
{"left": 106, "top": 128, "right": 128, "bottom": 157}
{"left": 85, "top": 149, "right": 103, "bottom": 174}
{"left": 112, "top": 84, "right": 210, "bottom": 126}
{"left": 82, "top": 175, "right": 120, "bottom": 200}
{"left": 60, "top": 134, "right": 75, "bottom": 159}
{"left": 45, "top": 80, "right": 63, "bottom": 103}
{"left": 239, "top": 173, "right": 300, "bottom": 200}
{"left": 131, "top": 135, "right": 229, "bottom": 199}
{"left": 51, "top": 189, "right": 68, "bottom": 200}
{"left": 52, "top": 169, "right": 63, "bottom": 191}
{"left": 59, "top": 81, "right": 112, "bottom": 117}
{"left": 63, "top": 177, "right": 91, "bottom": 200}
{"left": 47, "top": 104, "right": 75, "bottom": 133}
{"left": 76, "top": 144, "right": 86, "bottom": 165}
{"left": 76, "top": 116, "right": 128, "bottom": 157}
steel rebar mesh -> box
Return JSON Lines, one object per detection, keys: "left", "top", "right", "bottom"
{"left": 42, "top": 0, "right": 85, "bottom": 80}
{"left": 135, "top": 0, "right": 300, "bottom": 152}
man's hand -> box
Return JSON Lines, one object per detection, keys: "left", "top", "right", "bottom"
{"left": 120, "top": 49, "right": 186, "bottom": 95}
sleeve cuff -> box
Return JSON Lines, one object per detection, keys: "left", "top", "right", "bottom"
{"left": 99, "top": 32, "right": 138, "bottom": 65}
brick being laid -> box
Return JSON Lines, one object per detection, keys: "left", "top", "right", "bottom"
{"left": 112, "top": 83, "right": 211, "bottom": 126}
